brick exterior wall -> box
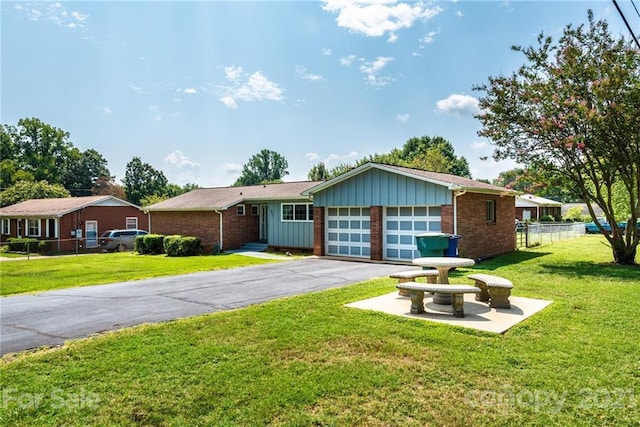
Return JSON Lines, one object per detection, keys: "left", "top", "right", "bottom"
{"left": 455, "top": 192, "right": 516, "bottom": 259}
{"left": 150, "top": 205, "right": 259, "bottom": 253}
{"left": 370, "top": 206, "right": 383, "bottom": 261}
{"left": 313, "top": 206, "right": 325, "bottom": 256}
{"left": 0, "top": 206, "right": 148, "bottom": 252}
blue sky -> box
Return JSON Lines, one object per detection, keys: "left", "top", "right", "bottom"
{"left": 2, "top": 1, "right": 636, "bottom": 187}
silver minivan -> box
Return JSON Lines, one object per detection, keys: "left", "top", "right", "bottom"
{"left": 99, "top": 229, "right": 148, "bottom": 252}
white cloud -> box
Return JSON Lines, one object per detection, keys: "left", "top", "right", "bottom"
{"left": 16, "top": 2, "right": 90, "bottom": 30}
{"left": 340, "top": 54, "right": 358, "bottom": 66}
{"left": 163, "top": 150, "right": 202, "bottom": 185}
{"left": 436, "top": 93, "right": 481, "bottom": 116}
{"left": 306, "top": 152, "right": 320, "bottom": 162}
{"left": 102, "top": 107, "right": 113, "bottom": 115}
{"left": 395, "top": 113, "right": 410, "bottom": 122}
{"left": 455, "top": 11, "right": 464, "bottom": 17}
{"left": 322, "top": 0, "right": 442, "bottom": 41}
{"left": 184, "top": 87, "right": 197, "bottom": 94}
{"left": 359, "top": 56, "right": 394, "bottom": 87}
{"left": 420, "top": 30, "right": 439, "bottom": 45}
{"left": 322, "top": 48, "right": 333, "bottom": 56}
{"left": 129, "top": 83, "right": 148, "bottom": 95}
{"left": 295, "top": 65, "right": 323, "bottom": 81}
{"left": 149, "top": 105, "right": 160, "bottom": 112}
{"left": 218, "top": 66, "right": 284, "bottom": 109}
{"left": 387, "top": 32, "right": 398, "bottom": 43}
{"left": 471, "top": 141, "right": 488, "bottom": 150}
{"left": 325, "top": 151, "right": 359, "bottom": 165}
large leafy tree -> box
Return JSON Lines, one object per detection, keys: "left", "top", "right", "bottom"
{"left": 64, "top": 148, "right": 112, "bottom": 196}
{"left": 234, "top": 149, "right": 289, "bottom": 186}
{"left": 307, "top": 163, "right": 330, "bottom": 181}
{"left": 475, "top": 11, "right": 640, "bottom": 265}
{"left": 122, "top": 157, "right": 169, "bottom": 205}
{"left": 0, "top": 180, "right": 70, "bottom": 207}
{"left": 1, "top": 119, "right": 112, "bottom": 195}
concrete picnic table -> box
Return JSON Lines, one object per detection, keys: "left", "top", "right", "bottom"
{"left": 411, "top": 257, "right": 476, "bottom": 304}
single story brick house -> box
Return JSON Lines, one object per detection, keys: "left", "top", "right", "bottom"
{"left": 516, "top": 194, "right": 563, "bottom": 221}
{"left": 304, "top": 163, "right": 518, "bottom": 261}
{"left": 144, "top": 181, "right": 322, "bottom": 253}
{"left": 0, "top": 196, "right": 148, "bottom": 252}
{"left": 147, "top": 163, "right": 518, "bottom": 261}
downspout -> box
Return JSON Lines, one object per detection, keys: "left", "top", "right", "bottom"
{"left": 453, "top": 190, "right": 467, "bottom": 235}
{"left": 214, "top": 210, "right": 223, "bottom": 251}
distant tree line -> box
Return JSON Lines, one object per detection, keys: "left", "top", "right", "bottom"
{"left": 0, "top": 118, "right": 198, "bottom": 207}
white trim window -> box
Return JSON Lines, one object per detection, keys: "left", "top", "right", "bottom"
{"left": 1, "top": 218, "right": 9, "bottom": 235}
{"left": 126, "top": 217, "right": 138, "bottom": 229}
{"left": 27, "top": 219, "right": 41, "bottom": 237}
{"left": 282, "top": 203, "right": 313, "bottom": 222}
{"left": 237, "top": 204, "right": 246, "bottom": 216}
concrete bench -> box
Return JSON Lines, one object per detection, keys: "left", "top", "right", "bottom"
{"left": 396, "top": 282, "right": 481, "bottom": 318}
{"left": 467, "top": 274, "right": 513, "bottom": 309}
{"left": 390, "top": 269, "right": 439, "bottom": 296}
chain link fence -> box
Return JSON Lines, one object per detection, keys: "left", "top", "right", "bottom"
{"left": 516, "top": 222, "right": 586, "bottom": 248}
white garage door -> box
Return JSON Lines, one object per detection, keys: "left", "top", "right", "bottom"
{"left": 384, "top": 206, "right": 442, "bottom": 261}
{"left": 326, "top": 207, "right": 371, "bottom": 258}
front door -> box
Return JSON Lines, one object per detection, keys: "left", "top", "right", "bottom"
{"left": 85, "top": 221, "right": 98, "bottom": 248}
{"left": 259, "top": 205, "right": 268, "bottom": 242}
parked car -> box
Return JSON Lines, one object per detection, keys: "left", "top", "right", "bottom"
{"left": 584, "top": 218, "right": 628, "bottom": 234}
{"left": 100, "top": 229, "right": 148, "bottom": 252}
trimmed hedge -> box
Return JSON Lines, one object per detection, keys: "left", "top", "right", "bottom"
{"left": 5, "top": 238, "right": 40, "bottom": 252}
{"left": 163, "top": 235, "right": 202, "bottom": 257}
{"left": 135, "top": 234, "right": 165, "bottom": 255}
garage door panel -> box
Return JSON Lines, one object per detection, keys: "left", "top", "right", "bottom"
{"left": 384, "top": 206, "right": 442, "bottom": 261}
{"left": 326, "top": 206, "right": 370, "bottom": 259}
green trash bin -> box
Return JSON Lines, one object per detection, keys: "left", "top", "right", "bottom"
{"left": 415, "top": 232, "right": 450, "bottom": 257}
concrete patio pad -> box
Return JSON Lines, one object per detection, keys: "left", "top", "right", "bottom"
{"left": 345, "top": 292, "right": 552, "bottom": 334}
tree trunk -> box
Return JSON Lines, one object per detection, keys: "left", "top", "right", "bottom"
{"left": 611, "top": 237, "right": 638, "bottom": 266}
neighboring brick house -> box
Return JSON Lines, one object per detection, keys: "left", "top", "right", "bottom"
{"left": 144, "top": 181, "right": 322, "bottom": 253}
{"left": 516, "top": 194, "right": 563, "bottom": 221}
{"left": 304, "top": 163, "right": 519, "bottom": 261}
{"left": 0, "top": 196, "right": 148, "bottom": 252}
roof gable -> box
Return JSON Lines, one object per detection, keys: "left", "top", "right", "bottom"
{"left": 145, "top": 181, "right": 323, "bottom": 211}
{"left": 0, "top": 196, "right": 141, "bottom": 217}
{"left": 304, "top": 163, "right": 518, "bottom": 196}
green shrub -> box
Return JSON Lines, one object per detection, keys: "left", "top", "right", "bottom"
{"left": 135, "top": 234, "right": 165, "bottom": 254}
{"left": 37, "top": 240, "right": 53, "bottom": 255}
{"left": 540, "top": 214, "right": 555, "bottom": 222}
{"left": 6, "top": 238, "right": 39, "bottom": 252}
{"left": 163, "top": 235, "right": 202, "bottom": 257}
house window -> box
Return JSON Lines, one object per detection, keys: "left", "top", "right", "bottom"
{"left": 237, "top": 204, "right": 245, "bottom": 216}
{"left": 282, "top": 203, "right": 313, "bottom": 222}
{"left": 27, "top": 219, "right": 41, "bottom": 236}
{"left": 486, "top": 200, "right": 496, "bottom": 223}
{"left": 126, "top": 217, "right": 138, "bottom": 229}
{"left": 1, "top": 218, "right": 9, "bottom": 235}
{"left": 251, "top": 205, "right": 259, "bottom": 216}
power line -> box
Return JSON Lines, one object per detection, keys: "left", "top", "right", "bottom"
{"left": 612, "top": 0, "right": 640, "bottom": 49}
{"left": 631, "top": 0, "right": 640, "bottom": 19}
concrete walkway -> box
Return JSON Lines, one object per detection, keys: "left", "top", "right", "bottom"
{"left": 0, "top": 258, "right": 407, "bottom": 355}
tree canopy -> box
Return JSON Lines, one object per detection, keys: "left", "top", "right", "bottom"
{"left": 476, "top": 11, "right": 640, "bottom": 264}
{"left": 234, "top": 149, "right": 289, "bottom": 186}
{"left": 122, "top": 157, "right": 169, "bottom": 206}
{"left": 308, "top": 135, "right": 472, "bottom": 180}
{"left": 1, "top": 118, "right": 112, "bottom": 196}
{"left": 0, "top": 180, "right": 70, "bottom": 207}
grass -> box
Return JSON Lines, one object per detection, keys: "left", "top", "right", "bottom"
{"left": 0, "top": 253, "right": 278, "bottom": 296}
{"left": 1, "top": 236, "right": 638, "bottom": 426}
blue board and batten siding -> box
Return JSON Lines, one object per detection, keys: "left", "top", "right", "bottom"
{"left": 265, "top": 200, "right": 314, "bottom": 248}
{"left": 312, "top": 168, "right": 452, "bottom": 207}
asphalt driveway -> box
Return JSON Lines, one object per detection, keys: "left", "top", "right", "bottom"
{"left": 1, "top": 258, "right": 407, "bottom": 355}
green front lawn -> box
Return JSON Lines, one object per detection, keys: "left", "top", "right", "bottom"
{"left": 0, "top": 253, "right": 278, "bottom": 296}
{"left": 1, "top": 236, "right": 638, "bottom": 425}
